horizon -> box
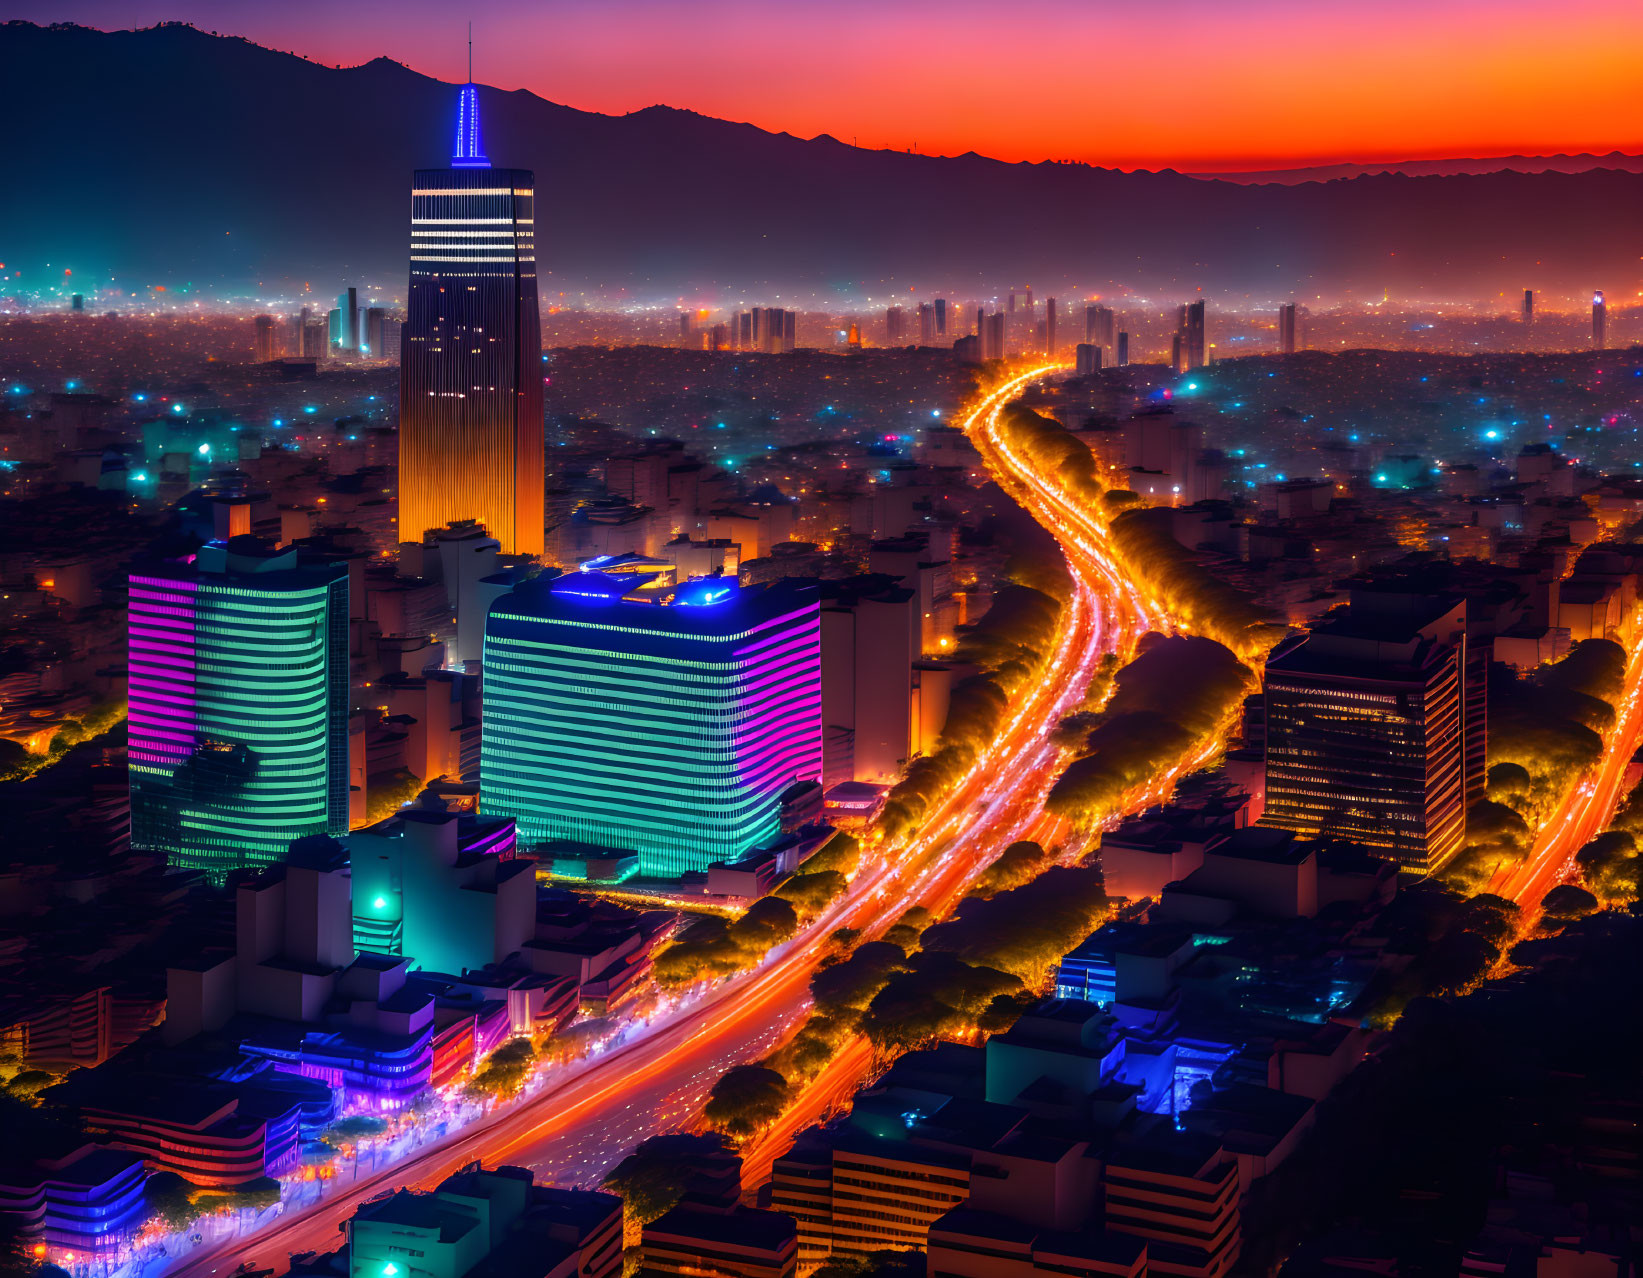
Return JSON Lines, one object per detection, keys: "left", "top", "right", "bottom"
{"left": 8, "top": 2, "right": 1643, "bottom": 171}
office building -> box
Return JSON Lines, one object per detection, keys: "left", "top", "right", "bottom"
{"left": 1593, "top": 290, "right": 1607, "bottom": 349}
{"left": 398, "top": 80, "right": 544, "bottom": 555}
{"left": 919, "top": 302, "right": 935, "bottom": 346}
{"left": 679, "top": 311, "right": 693, "bottom": 347}
{"left": 1045, "top": 296, "right": 1058, "bottom": 355}
{"left": 983, "top": 311, "right": 1006, "bottom": 362}
{"left": 1116, "top": 332, "right": 1129, "bottom": 366}
{"left": 1262, "top": 593, "right": 1469, "bottom": 874}
{"left": 128, "top": 538, "right": 349, "bottom": 877}
{"left": 934, "top": 298, "right": 947, "bottom": 336}
{"left": 1075, "top": 343, "right": 1103, "bottom": 376}
{"left": 340, "top": 286, "right": 359, "bottom": 353}
{"left": 1176, "top": 300, "right": 1206, "bottom": 369}
{"left": 253, "top": 314, "right": 280, "bottom": 363}
{"left": 641, "top": 1203, "right": 798, "bottom": 1278}
{"left": 1521, "top": 289, "right": 1533, "bottom": 327}
{"left": 1278, "top": 303, "right": 1297, "bottom": 354}
{"left": 481, "top": 574, "right": 822, "bottom": 877}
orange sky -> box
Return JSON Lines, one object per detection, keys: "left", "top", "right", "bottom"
{"left": 22, "top": 0, "right": 1643, "bottom": 168}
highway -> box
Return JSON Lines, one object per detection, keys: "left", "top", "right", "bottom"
{"left": 167, "top": 365, "right": 1163, "bottom": 1278}
{"left": 1489, "top": 624, "right": 1643, "bottom": 911}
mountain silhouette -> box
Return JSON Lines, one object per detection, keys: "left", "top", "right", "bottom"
{"left": 5, "top": 20, "right": 1640, "bottom": 301}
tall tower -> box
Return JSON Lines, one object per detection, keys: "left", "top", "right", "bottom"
{"left": 398, "top": 77, "right": 544, "bottom": 555}
{"left": 1593, "top": 291, "right": 1607, "bottom": 349}
{"left": 1521, "top": 289, "right": 1533, "bottom": 327}
{"left": 1278, "top": 303, "right": 1297, "bottom": 355}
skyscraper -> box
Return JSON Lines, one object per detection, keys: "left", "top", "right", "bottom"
{"left": 481, "top": 573, "right": 823, "bottom": 877}
{"left": 934, "top": 298, "right": 947, "bottom": 336}
{"left": 1521, "top": 289, "right": 1533, "bottom": 327}
{"left": 1593, "top": 291, "right": 1607, "bottom": 349}
{"left": 1045, "top": 297, "right": 1057, "bottom": 356}
{"left": 1278, "top": 303, "right": 1297, "bottom": 355}
{"left": 129, "top": 538, "right": 350, "bottom": 878}
{"left": 885, "top": 306, "right": 905, "bottom": 345}
{"left": 253, "top": 314, "right": 280, "bottom": 363}
{"left": 918, "top": 302, "right": 934, "bottom": 346}
{"left": 398, "top": 81, "right": 544, "bottom": 555}
{"left": 1084, "top": 304, "right": 1115, "bottom": 348}
{"left": 1176, "top": 299, "right": 1206, "bottom": 369}
{"left": 1116, "top": 332, "right": 1129, "bottom": 366}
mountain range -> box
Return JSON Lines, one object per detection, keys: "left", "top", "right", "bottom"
{"left": 4, "top": 20, "right": 1641, "bottom": 302}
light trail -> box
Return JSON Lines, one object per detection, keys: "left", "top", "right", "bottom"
{"left": 1488, "top": 624, "right": 1643, "bottom": 913}
{"left": 165, "top": 366, "right": 1146, "bottom": 1278}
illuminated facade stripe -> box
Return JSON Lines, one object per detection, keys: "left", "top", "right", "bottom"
{"left": 480, "top": 584, "right": 823, "bottom": 877}
{"left": 127, "top": 558, "right": 349, "bottom": 879}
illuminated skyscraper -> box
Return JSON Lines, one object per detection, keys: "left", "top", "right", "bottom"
{"left": 1593, "top": 290, "right": 1607, "bottom": 349}
{"left": 1176, "top": 299, "right": 1206, "bottom": 369}
{"left": 1521, "top": 289, "right": 1533, "bottom": 327}
{"left": 128, "top": 538, "right": 350, "bottom": 878}
{"left": 481, "top": 573, "right": 822, "bottom": 877}
{"left": 1262, "top": 592, "right": 1469, "bottom": 875}
{"left": 398, "top": 81, "right": 544, "bottom": 555}
{"left": 1278, "top": 303, "right": 1297, "bottom": 355}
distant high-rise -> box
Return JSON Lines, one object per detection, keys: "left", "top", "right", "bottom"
{"left": 398, "top": 80, "right": 543, "bottom": 555}
{"left": 1278, "top": 303, "right": 1297, "bottom": 355}
{"left": 918, "top": 302, "right": 934, "bottom": 346}
{"left": 1045, "top": 297, "right": 1058, "bottom": 356}
{"left": 129, "top": 538, "right": 349, "bottom": 878}
{"left": 1593, "top": 291, "right": 1607, "bottom": 349}
{"left": 340, "top": 286, "right": 359, "bottom": 353}
{"left": 70, "top": 293, "right": 84, "bottom": 313}
{"left": 364, "top": 307, "right": 386, "bottom": 357}
{"left": 481, "top": 574, "right": 822, "bottom": 877}
{"left": 885, "top": 306, "right": 905, "bottom": 345}
{"left": 1074, "top": 343, "right": 1102, "bottom": 376}
{"left": 1116, "top": 332, "right": 1129, "bottom": 366}
{"left": 1176, "top": 299, "right": 1206, "bottom": 369}
{"left": 1084, "top": 304, "right": 1114, "bottom": 348}
{"left": 974, "top": 305, "right": 984, "bottom": 338}
{"left": 678, "top": 311, "right": 693, "bottom": 348}
{"left": 934, "top": 298, "right": 947, "bottom": 336}
{"left": 983, "top": 311, "right": 1006, "bottom": 361}
{"left": 1521, "top": 289, "right": 1533, "bottom": 327}
{"left": 253, "top": 314, "right": 280, "bottom": 363}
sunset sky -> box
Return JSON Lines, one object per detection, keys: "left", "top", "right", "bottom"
{"left": 17, "top": 0, "right": 1643, "bottom": 169}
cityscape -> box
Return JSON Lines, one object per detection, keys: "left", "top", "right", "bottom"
{"left": 1, "top": 9, "right": 1641, "bottom": 1278}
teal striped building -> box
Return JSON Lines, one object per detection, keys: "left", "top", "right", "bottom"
{"left": 481, "top": 573, "right": 822, "bottom": 878}
{"left": 129, "top": 538, "right": 349, "bottom": 878}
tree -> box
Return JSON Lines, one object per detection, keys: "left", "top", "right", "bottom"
{"left": 811, "top": 942, "right": 908, "bottom": 1014}
{"left": 973, "top": 841, "right": 1048, "bottom": 898}
{"left": 319, "top": 1115, "right": 388, "bottom": 1146}
{"left": 603, "top": 1133, "right": 733, "bottom": 1237}
{"left": 728, "top": 896, "right": 800, "bottom": 951}
{"left": 774, "top": 870, "right": 847, "bottom": 918}
{"left": 1540, "top": 884, "right": 1599, "bottom": 921}
{"left": 703, "top": 1065, "right": 790, "bottom": 1138}
{"left": 463, "top": 1038, "right": 535, "bottom": 1101}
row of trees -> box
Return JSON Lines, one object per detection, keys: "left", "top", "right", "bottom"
{"left": 1573, "top": 773, "right": 1643, "bottom": 904}
{"left": 1047, "top": 633, "right": 1251, "bottom": 823}
{"left": 1106, "top": 506, "right": 1275, "bottom": 657}
{"left": 995, "top": 403, "right": 1103, "bottom": 506}
{"left": 1443, "top": 638, "right": 1627, "bottom": 893}
{"left": 651, "top": 834, "right": 862, "bottom": 990}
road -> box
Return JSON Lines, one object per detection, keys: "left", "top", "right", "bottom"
{"left": 168, "top": 366, "right": 1156, "bottom": 1278}
{"left": 1489, "top": 626, "right": 1643, "bottom": 910}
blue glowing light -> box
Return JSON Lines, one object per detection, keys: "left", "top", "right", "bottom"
{"left": 131, "top": 472, "right": 147, "bottom": 483}
{"left": 171, "top": 402, "right": 185, "bottom": 414}
{"left": 1185, "top": 381, "right": 1199, "bottom": 391}
{"left": 133, "top": 392, "right": 147, "bottom": 402}
{"left": 272, "top": 418, "right": 283, "bottom": 427}
{"left": 931, "top": 409, "right": 941, "bottom": 417}
{"left": 304, "top": 406, "right": 317, "bottom": 414}
{"left": 1484, "top": 429, "right": 1500, "bottom": 440}
{"left": 197, "top": 443, "right": 210, "bottom": 454}
{"left": 1375, "top": 473, "right": 1388, "bottom": 483}
{"left": 451, "top": 83, "right": 490, "bottom": 167}
{"left": 675, "top": 578, "right": 738, "bottom": 607}
{"left": 66, "top": 380, "right": 78, "bottom": 390}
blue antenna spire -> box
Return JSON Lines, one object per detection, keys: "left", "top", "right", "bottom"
{"left": 452, "top": 25, "right": 489, "bottom": 168}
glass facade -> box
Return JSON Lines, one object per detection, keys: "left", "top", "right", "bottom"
{"left": 128, "top": 543, "right": 349, "bottom": 878}
{"left": 481, "top": 575, "right": 823, "bottom": 877}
